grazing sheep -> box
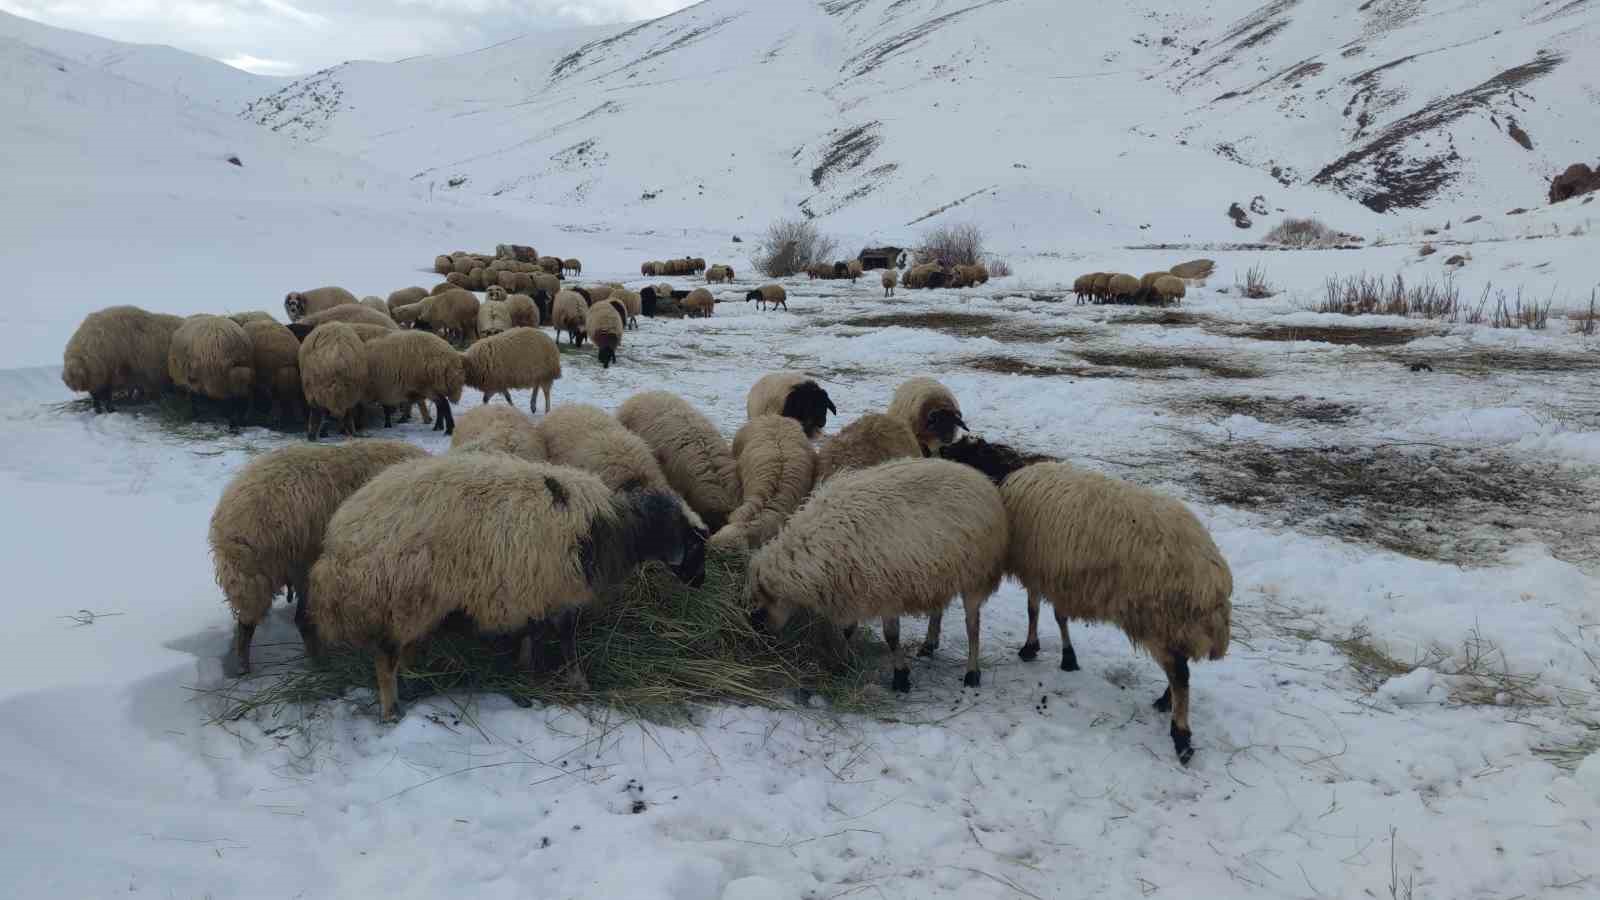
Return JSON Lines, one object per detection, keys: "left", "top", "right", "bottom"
{"left": 434, "top": 255, "right": 453, "bottom": 275}
{"left": 538, "top": 405, "right": 706, "bottom": 535}
{"left": 746, "top": 372, "right": 835, "bottom": 438}
{"left": 1106, "top": 273, "right": 1140, "bottom": 302}
{"left": 1168, "top": 258, "right": 1215, "bottom": 281}
{"left": 243, "top": 319, "right": 304, "bottom": 424}
{"left": 228, "top": 311, "right": 278, "bottom": 326}
{"left": 297, "top": 322, "right": 368, "bottom": 441}
{"left": 531, "top": 272, "right": 561, "bottom": 300}
{"left": 284, "top": 287, "right": 358, "bottom": 323}
{"left": 360, "top": 296, "right": 388, "bottom": 316}
{"left": 562, "top": 258, "right": 582, "bottom": 276}
{"left": 430, "top": 282, "right": 458, "bottom": 296}
{"left": 391, "top": 298, "right": 433, "bottom": 328}
{"left": 585, "top": 301, "right": 625, "bottom": 368}
{"left": 1139, "top": 271, "right": 1170, "bottom": 294}
{"left": 209, "top": 440, "right": 426, "bottom": 675}
{"left": 691, "top": 257, "right": 707, "bottom": 274}
{"left": 815, "top": 413, "right": 921, "bottom": 483}
{"left": 286, "top": 303, "right": 398, "bottom": 338}
{"left": 538, "top": 256, "right": 564, "bottom": 275}
{"left": 505, "top": 293, "right": 540, "bottom": 329}
{"left": 881, "top": 269, "right": 898, "bottom": 297}
{"left": 939, "top": 437, "right": 1233, "bottom": 764}
{"left": 846, "top": 259, "right": 864, "bottom": 282}
{"left": 1153, "top": 274, "right": 1187, "bottom": 304}
{"left": 1073, "top": 273, "right": 1100, "bottom": 305}
{"left": 1089, "top": 272, "right": 1113, "bottom": 302}
{"left": 706, "top": 264, "right": 733, "bottom": 284}
{"left": 710, "top": 414, "right": 816, "bottom": 552}
{"left": 745, "top": 284, "right": 786, "bottom": 312}
{"left": 414, "top": 288, "right": 480, "bottom": 345}
{"left": 747, "top": 458, "right": 1008, "bottom": 691}
{"left": 617, "top": 391, "right": 741, "bottom": 532}
{"left": 641, "top": 261, "right": 659, "bottom": 277}
{"left": 168, "top": 315, "right": 255, "bottom": 425}
{"left": 612, "top": 289, "right": 642, "bottom": 328}
{"left": 683, "top": 287, "right": 715, "bottom": 318}
{"left": 552, "top": 290, "right": 590, "bottom": 346}
{"left": 309, "top": 454, "right": 709, "bottom": 720}
{"left": 363, "top": 329, "right": 465, "bottom": 434}
{"left": 887, "top": 377, "right": 967, "bottom": 455}
{"left": 61, "top": 305, "right": 184, "bottom": 412}
{"left": 387, "top": 286, "right": 428, "bottom": 315}
{"left": 449, "top": 405, "right": 546, "bottom": 461}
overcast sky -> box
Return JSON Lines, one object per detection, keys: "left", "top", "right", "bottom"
{"left": 0, "top": 0, "right": 695, "bottom": 76}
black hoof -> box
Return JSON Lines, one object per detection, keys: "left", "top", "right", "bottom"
{"left": 963, "top": 670, "right": 981, "bottom": 688}
{"left": 1171, "top": 722, "right": 1193, "bottom": 766}
{"left": 1061, "top": 647, "right": 1080, "bottom": 672}
{"left": 1018, "top": 641, "right": 1039, "bottom": 662}
{"left": 222, "top": 654, "right": 247, "bottom": 679}
{"left": 432, "top": 419, "right": 444, "bottom": 432}
{"left": 1153, "top": 687, "right": 1172, "bottom": 712}
{"left": 891, "top": 667, "right": 911, "bottom": 693}
{"left": 916, "top": 643, "right": 937, "bottom": 658}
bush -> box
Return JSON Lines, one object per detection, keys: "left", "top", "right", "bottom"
{"left": 1317, "top": 273, "right": 1459, "bottom": 319}
{"left": 751, "top": 219, "right": 838, "bottom": 278}
{"left": 986, "top": 257, "right": 1012, "bottom": 278}
{"left": 916, "top": 222, "right": 985, "bottom": 267}
{"left": 1237, "top": 264, "right": 1276, "bottom": 298}
{"left": 1264, "top": 217, "right": 1335, "bottom": 248}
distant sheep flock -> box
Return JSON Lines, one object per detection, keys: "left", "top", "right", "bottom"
{"left": 62, "top": 238, "right": 1232, "bottom": 765}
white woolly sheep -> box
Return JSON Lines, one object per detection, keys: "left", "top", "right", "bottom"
{"left": 747, "top": 458, "right": 1008, "bottom": 691}
{"left": 682, "top": 287, "right": 715, "bottom": 318}
{"left": 209, "top": 440, "right": 426, "bottom": 675}
{"left": 309, "top": 454, "right": 708, "bottom": 720}
{"left": 449, "top": 405, "right": 547, "bottom": 461}
{"left": 461, "top": 327, "right": 561, "bottom": 413}
{"left": 387, "top": 286, "right": 428, "bottom": 315}
{"left": 881, "top": 269, "right": 898, "bottom": 297}
{"left": 61, "top": 305, "right": 185, "bottom": 412}
{"left": 552, "top": 289, "right": 590, "bottom": 347}
{"left": 414, "top": 288, "right": 480, "bottom": 344}
{"left": 360, "top": 296, "right": 388, "bottom": 316}
{"left": 1106, "top": 273, "right": 1140, "bottom": 302}
{"left": 430, "top": 282, "right": 458, "bottom": 296}
{"left": 1153, "top": 274, "right": 1187, "bottom": 303}
{"left": 434, "top": 255, "right": 453, "bottom": 275}
{"left": 611, "top": 289, "right": 641, "bottom": 329}
{"left": 286, "top": 302, "right": 398, "bottom": 338}
{"left": 284, "top": 286, "right": 358, "bottom": 322}
{"left": 479, "top": 299, "right": 514, "bottom": 337}
{"left": 298, "top": 322, "right": 368, "bottom": 441}
{"left": 706, "top": 265, "right": 732, "bottom": 284}
{"left": 887, "top": 377, "right": 967, "bottom": 455}
{"left": 709, "top": 414, "right": 815, "bottom": 552}
{"left": 1073, "top": 273, "right": 1101, "bottom": 305}
{"left": 363, "top": 329, "right": 465, "bottom": 434}
{"left": 586, "top": 300, "right": 625, "bottom": 368}
{"left": 938, "top": 437, "right": 1233, "bottom": 764}
{"left": 168, "top": 315, "right": 255, "bottom": 425}
{"left": 745, "top": 372, "right": 835, "bottom": 438}
{"left": 228, "top": 311, "right": 278, "bottom": 326}
{"left": 814, "top": 413, "right": 921, "bottom": 483}
{"left": 243, "top": 319, "right": 304, "bottom": 424}
{"left": 745, "top": 284, "right": 786, "bottom": 312}
{"left": 538, "top": 404, "right": 682, "bottom": 502}
{"left": 562, "top": 258, "right": 582, "bottom": 276}
{"left": 617, "top": 391, "right": 741, "bottom": 532}
{"left": 846, "top": 259, "right": 864, "bottom": 282}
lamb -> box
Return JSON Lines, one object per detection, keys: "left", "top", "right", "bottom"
{"left": 208, "top": 440, "right": 427, "bottom": 675}
{"left": 746, "top": 372, "right": 835, "bottom": 438}
{"left": 552, "top": 289, "right": 590, "bottom": 346}
{"left": 309, "top": 454, "right": 709, "bottom": 720}
{"left": 1152, "top": 274, "right": 1187, "bottom": 304}
{"left": 938, "top": 437, "right": 1233, "bottom": 765}
{"left": 709, "top": 414, "right": 816, "bottom": 552}
{"left": 449, "top": 405, "right": 546, "bottom": 461}
{"left": 682, "top": 287, "right": 715, "bottom": 318}
{"left": 1106, "top": 273, "right": 1140, "bottom": 302}
{"left": 705, "top": 265, "right": 732, "bottom": 284}
{"left": 243, "top": 319, "right": 304, "bottom": 424}
{"left": 887, "top": 377, "right": 967, "bottom": 455}
{"left": 586, "top": 301, "right": 625, "bottom": 368}
{"left": 814, "top": 413, "right": 921, "bottom": 483}
{"left": 616, "top": 391, "right": 741, "bottom": 533}
{"left": 363, "top": 329, "right": 465, "bottom": 434}
{"left": 286, "top": 302, "right": 398, "bottom": 338}
{"left": 167, "top": 315, "right": 255, "bottom": 425}
{"left": 387, "top": 286, "right": 428, "bottom": 315}
{"left": 506, "top": 293, "right": 541, "bottom": 329}
{"left": 414, "top": 288, "right": 481, "bottom": 344}
{"left": 61, "top": 305, "right": 185, "bottom": 412}
{"left": 478, "top": 298, "right": 514, "bottom": 337}
{"left": 881, "top": 268, "right": 898, "bottom": 297}
{"left": 283, "top": 286, "right": 358, "bottom": 322}
{"left": 612, "top": 288, "right": 641, "bottom": 328}
{"left": 845, "top": 259, "right": 864, "bottom": 282}
{"left": 562, "top": 258, "right": 582, "bottom": 276}
{"left": 297, "top": 322, "right": 368, "bottom": 441}
{"left": 747, "top": 458, "right": 1008, "bottom": 691}
{"left": 745, "top": 284, "right": 787, "bottom": 312}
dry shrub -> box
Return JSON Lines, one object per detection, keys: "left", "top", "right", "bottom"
{"left": 752, "top": 218, "right": 838, "bottom": 278}
{"left": 1264, "top": 216, "right": 1336, "bottom": 247}
{"left": 1237, "top": 264, "right": 1276, "bottom": 298}
{"left": 1570, "top": 290, "right": 1598, "bottom": 335}
{"left": 1318, "top": 273, "right": 1459, "bottom": 319}
{"left": 916, "top": 222, "right": 985, "bottom": 267}
{"left": 1485, "top": 286, "right": 1553, "bottom": 330}
{"left": 986, "top": 257, "right": 1012, "bottom": 277}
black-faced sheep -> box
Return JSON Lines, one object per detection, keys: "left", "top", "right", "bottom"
{"left": 449, "top": 405, "right": 546, "bottom": 461}
{"left": 297, "top": 321, "right": 368, "bottom": 441}
{"left": 168, "top": 315, "right": 255, "bottom": 425}
{"left": 209, "top": 440, "right": 426, "bottom": 675}
{"left": 747, "top": 458, "right": 1008, "bottom": 691}
{"left": 585, "top": 301, "right": 624, "bottom": 369}
{"left": 310, "top": 454, "right": 708, "bottom": 720}
{"left": 61, "top": 305, "right": 185, "bottom": 412}
{"left": 709, "top": 414, "right": 816, "bottom": 552}
{"left": 363, "top": 329, "right": 465, "bottom": 434}
{"left": 887, "top": 377, "right": 967, "bottom": 456}
{"left": 284, "top": 286, "right": 358, "bottom": 322}
{"left": 746, "top": 372, "right": 835, "bottom": 438}
{"left": 616, "top": 391, "right": 741, "bottom": 533}
{"left": 683, "top": 287, "right": 715, "bottom": 318}
{"left": 745, "top": 284, "right": 787, "bottom": 312}
{"left": 552, "top": 290, "right": 589, "bottom": 346}
{"left": 461, "top": 327, "right": 561, "bottom": 413}
{"left": 243, "top": 319, "right": 304, "bottom": 424}
{"left": 815, "top": 413, "right": 921, "bottom": 483}
{"left": 939, "top": 436, "right": 1233, "bottom": 765}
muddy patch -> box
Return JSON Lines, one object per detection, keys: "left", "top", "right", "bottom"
{"left": 1384, "top": 348, "right": 1600, "bottom": 373}
{"left": 1108, "top": 310, "right": 1210, "bottom": 327}
{"left": 1074, "top": 349, "right": 1262, "bottom": 379}
{"left": 1208, "top": 323, "right": 1430, "bottom": 346}
{"left": 966, "top": 356, "right": 1136, "bottom": 379}
{"left": 1179, "top": 441, "right": 1600, "bottom": 564}
{"left": 1170, "top": 395, "right": 1360, "bottom": 425}
{"left": 831, "top": 311, "right": 1088, "bottom": 343}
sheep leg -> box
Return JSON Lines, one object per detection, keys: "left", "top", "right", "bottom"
{"left": 1156, "top": 648, "right": 1194, "bottom": 765}
{"left": 375, "top": 642, "right": 404, "bottom": 723}
{"left": 434, "top": 394, "right": 455, "bottom": 435}
{"left": 542, "top": 383, "right": 553, "bottom": 413}
{"left": 555, "top": 607, "right": 588, "bottom": 691}
{"left": 305, "top": 408, "right": 323, "bottom": 442}
{"left": 292, "top": 576, "right": 323, "bottom": 665}
{"left": 962, "top": 594, "right": 983, "bottom": 687}
{"left": 883, "top": 617, "right": 910, "bottom": 693}
{"left": 226, "top": 622, "right": 256, "bottom": 677}
{"left": 384, "top": 406, "right": 396, "bottom": 428}
{"left": 501, "top": 391, "right": 513, "bottom": 405}
{"left": 917, "top": 610, "right": 942, "bottom": 657}
{"left": 91, "top": 388, "right": 114, "bottom": 413}
{"left": 1019, "top": 590, "right": 1042, "bottom": 661}
{"left": 1056, "top": 607, "right": 1080, "bottom": 672}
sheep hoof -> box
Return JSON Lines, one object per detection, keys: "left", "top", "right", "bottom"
{"left": 222, "top": 653, "right": 248, "bottom": 679}
{"left": 1060, "top": 648, "right": 1080, "bottom": 672}
{"left": 432, "top": 418, "right": 445, "bottom": 432}
{"left": 1153, "top": 687, "right": 1172, "bottom": 712}
{"left": 1018, "top": 641, "right": 1040, "bottom": 662}
{"left": 963, "top": 670, "right": 981, "bottom": 688}
{"left": 891, "top": 667, "right": 911, "bottom": 693}
{"left": 916, "top": 642, "right": 937, "bottom": 658}
{"left": 1171, "top": 722, "right": 1194, "bottom": 766}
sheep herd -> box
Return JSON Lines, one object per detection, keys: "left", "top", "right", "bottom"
{"left": 1074, "top": 258, "right": 1214, "bottom": 305}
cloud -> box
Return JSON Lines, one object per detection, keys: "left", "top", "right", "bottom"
{"left": 0, "top": 0, "right": 694, "bottom": 76}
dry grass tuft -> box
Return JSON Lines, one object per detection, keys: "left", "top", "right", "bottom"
{"left": 1170, "top": 394, "right": 1360, "bottom": 425}
{"left": 1075, "top": 348, "right": 1261, "bottom": 379}
{"left": 1237, "top": 264, "right": 1276, "bottom": 298}
{"left": 1317, "top": 273, "right": 1460, "bottom": 319}
{"left": 1570, "top": 290, "right": 1599, "bottom": 335}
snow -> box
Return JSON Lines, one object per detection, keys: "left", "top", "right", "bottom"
{"left": 3, "top": 5, "right": 1600, "bottom": 900}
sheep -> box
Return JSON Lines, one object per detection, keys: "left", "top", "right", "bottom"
{"left": 504, "top": 292, "right": 540, "bottom": 329}
{"left": 1106, "top": 273, "right": 1140, "bottom": 302}
{"left": 1153, "top": 274, "right": 1187, "bottom": 304}
{"left": 297, "top": 322, "right": 368, "bottom": 441}
{"left": 683, "top": 287, "right": 715, "bottom": 318}
{"left": 639, "top": 285, "right": 662, "bottom": 318}
{"left": 360, "top": 296, "right": 388, "bottom": 316}
{"left": 538, "top": 403, "right": 681, "bottom": 498}
{"left": 562, "top": 258, "right": 582, "bottom": 276}
{"left": 531, "top": 272, "right": 561, "bottom": 300}
{"left": 691, "top": 257, "right": 707, "bottom": 274}
{"left": 881, "top": 268, "right": 898, "bottom": 297}
{"left": 286, "top": 302, "right": 398, "bottom": 338}
{"left": 363, "top": 329, "right": 464, "bottom": 434}
{"left": 168, "top": 315, "right": 255, "bottom": 425}
{"left": 710, "top": 414, "right": 816, "bottom": 552}
{"left": 428, "top": 282, "right": 455, "bottom": 296}
{"left": 209, "top": 440, "right": 427, "bottom": 676}
{"left": 1139, "top": 271, "right": 1170, "bottom": 294}
{"left": 612, "top": 288, "right": 641, "bottom": 329}
{"left": 61, "top": 305, "right": 184, "bottom": 412}
{"left": 1073, "top": 273, "right": 1100, "bottom": 305}
{"left": 705, "top": 264, "right": 732, "bottom": 284}
{"left": 283, "top": 286, "right": 358, "bottom": 322}
{"left": 479, "top": 299, "right": 514, "bottom": 337}
{"left": 468, "top": 267, "right": 489, "bottom": 292}
{"left": 1168, "top": 258, "right": 1215, "bottom": 281}
{"left": 745, "top": 284, "right": 786, "bottom": 312}
{"left": 1089, "top": 272, "right": 1113, "bottom": 302}
{"left": 391, "top": 298, "right": 433, "bottom": 328}
{"left": 552, "top": 289, "right": 590, "bottom": 346}
{"left": 814, "top": 413, "right": 921, "bottom": 483}
{"left": 449, "top": 405, "right": 546, "bottom": 461}
{"left": 641, "top": 261, "right": 659, "bottom": 277}
{"left": 387, "top": 286, "right": 428, "bottom": 315}
{"left": 434, "top": 255, "right": 453, "bottom": 275}
{"left": 414, "top": 288, "right": 480, "bottom": 345}
{"left": 747, "top": 458, "right": 1008, "bottom": 691}
{"left": 904, "top": 263, "right": 948, "bottom": 290}
{"left": 616, "top": 391, "right": 742, "bottom": 533}
{"left": 309, "top": 454, "right": 709, "bottom": 721}
{"left": 887, "top": 377, "right": 967, "bottom": 455}
{"left": 846, "top": 259, "right": 864, "bottom": 282}
{"left": 228, "top": 311, "right": 278, "bottom": 326}
{"left": 938, "top": 437, "right": 1233, "bottom": 764}
{"left": 538, "top": 256, "right": 564, "bottom": 274}
{"left": 586, "top": 301, "right": 625, "bottom": 368}
{"left": 746, "top": 372, "right": 835, "bottom": 438}
{"left": 243, "top": 319, "right": 304, "bottom": 424}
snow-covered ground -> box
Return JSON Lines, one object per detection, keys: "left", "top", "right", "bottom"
{"left": 3, "top": 4, "right": 1600, "bottom": 899}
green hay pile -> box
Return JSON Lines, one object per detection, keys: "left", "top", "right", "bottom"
{"left": 208, "top": 550, "right": 885, "bottom": 724}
